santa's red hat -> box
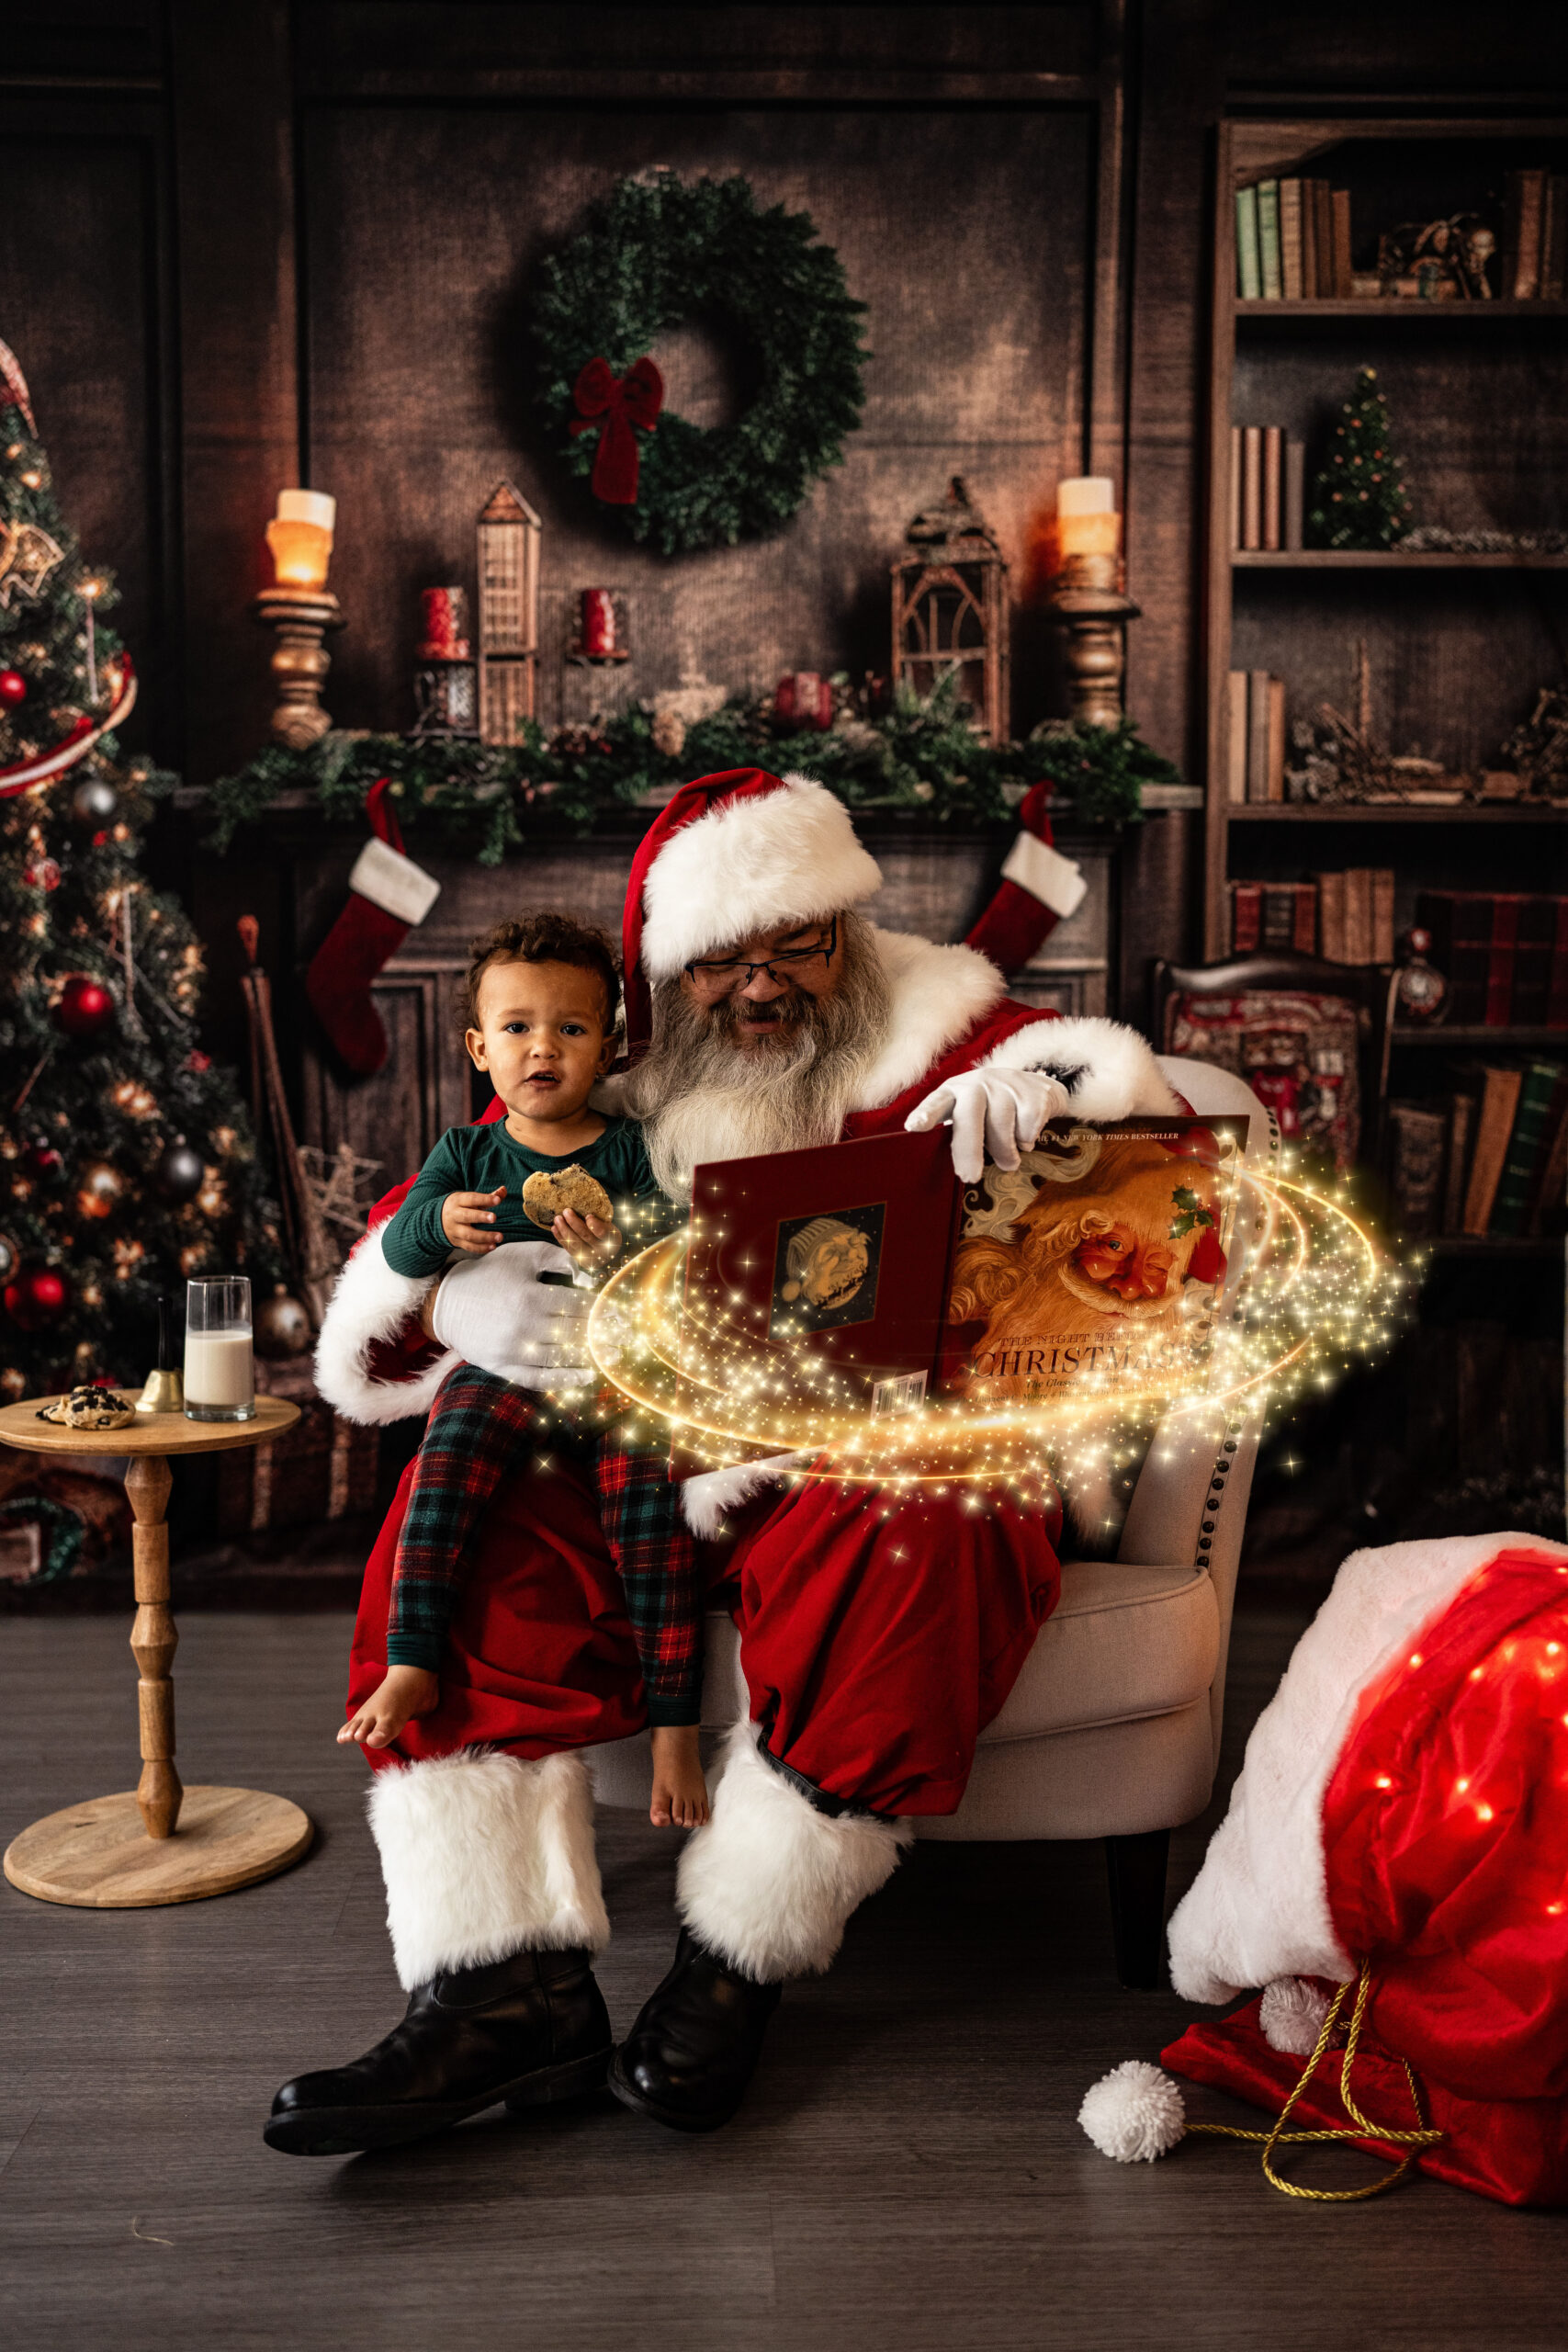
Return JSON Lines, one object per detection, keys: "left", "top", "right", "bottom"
{"left": 1079, "top": 1533, "right": 1568, "bottom": 2207}
{"left": 621, "top": 769, "right": 883, "bottom": 1052}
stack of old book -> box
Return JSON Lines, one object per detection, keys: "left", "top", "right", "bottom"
{"left": 1224, "top": 870, "right": 1397, "bottom": 962}
{"left": 1317, "top": 870, "right": 1395, "bottom": 966}
{"left": 1235, "top": 176, "right": 1351, "bottom": 300}
{"left": 1502, "top": 169, "right": 1568, "bottom": 300}
{"left": 1227, "top": 881, "right": 1316, "bottom": 955}
{"left": 1416, "top": 891, "right": 1568, "bottom": 1027}
{"left": 1228, "top": 424, "right": 1305, "bottom": 551}
{"left": 1388, "top": 1061, "right": 1568, "bottom": 1240}
{"left": 1224, "top": 670, "right": 1287, "bottom": 803}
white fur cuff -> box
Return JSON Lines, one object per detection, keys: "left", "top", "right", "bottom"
{"left": 677, "top": 1721, "right": 911, "bottom": 1980}
{"left": 312, "top": 1226, "right": 457, "bottom": 1427}
{"left": 1001, "top": 829, "right": 1088, "bottom": 920}
{"left": 679, "top": 1454, "right": 806, "bottom": 1538}
{"left": 982, "top": 1016, "right": 1182, "bottom": 1122}
{"left": 367, "top": 1748, "right": 609, "bottom": 1990}
{"left": 347, "top": 834, "right": 441, "bottom": 928}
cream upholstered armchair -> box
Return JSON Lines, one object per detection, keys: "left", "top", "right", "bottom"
{"left": 584, "top": 1060, "right": 1275, "bottom": 1988}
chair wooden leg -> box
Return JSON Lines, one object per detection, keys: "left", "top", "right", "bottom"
{"left": 1104, "top": 1828, "right": 1169, "bottom": 1989}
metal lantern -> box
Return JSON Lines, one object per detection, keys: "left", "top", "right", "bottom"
{"left": 477, "top": 481, "right": 542, "bottom": 745}
{"left": 890, "top": 477, "right": 1010, "bottom": 743}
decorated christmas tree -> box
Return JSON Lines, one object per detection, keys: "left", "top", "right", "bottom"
{"left": 0, "top": 345, "right": 282, "bottom": 1401}
{"left": 1308, "top": 366, "right": 1413, "bottom": 550}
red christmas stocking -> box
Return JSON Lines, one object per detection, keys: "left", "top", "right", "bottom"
{"left": 305, "top": 780, "right": 440, "bottom": 1077}
{"left": 965, "top": 782, "right": 1088, "bottom": 976}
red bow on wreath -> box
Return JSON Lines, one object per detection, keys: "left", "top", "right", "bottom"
{"left": 570, "top": 355, "right": 664, "bottom": 505}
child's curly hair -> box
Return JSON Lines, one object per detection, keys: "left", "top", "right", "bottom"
{"left": 459, "top": 911, "right": 621, "bottom": 1036}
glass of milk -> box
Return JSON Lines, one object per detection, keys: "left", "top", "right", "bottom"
{"left": 184, "top": 1276, "right": 256, "bottom": 1422}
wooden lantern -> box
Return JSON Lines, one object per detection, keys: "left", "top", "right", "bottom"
{"left": 890, "top": 477, "right": 1010, "bottom": 743}
{"left": 477, "top": 481, "right": 542, "bottom": 745}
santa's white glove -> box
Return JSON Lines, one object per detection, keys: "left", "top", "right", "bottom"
{"left": 430, "top": 1239, "right": 593, "bottom": 1390}
{"left": 905, "top": 1065, "right": 1072, "bottom": 1185}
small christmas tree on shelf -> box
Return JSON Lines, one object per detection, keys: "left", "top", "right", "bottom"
{"left": 0, "top": 342, "right": 283, "bottom": 1400}
{"left": 1308, "top": 366, "right": 1413, "bottom": 551}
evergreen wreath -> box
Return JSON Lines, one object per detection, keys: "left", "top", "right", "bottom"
{"left": 534, "top": 173, "right": 868, "bottom": 556}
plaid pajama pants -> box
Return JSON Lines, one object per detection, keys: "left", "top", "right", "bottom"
{"left": 387, "top": 1361, "right": 703, "bottom": 1724}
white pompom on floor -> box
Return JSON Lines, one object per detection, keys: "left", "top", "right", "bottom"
{"left": 1258, "top": 1975, "right": 1333, "bottom": 2056}
{"left": 1078, "top": 2060, "right": 1187, "bottom": 2163}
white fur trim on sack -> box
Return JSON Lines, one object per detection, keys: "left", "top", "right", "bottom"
{"left": 347, "top": 834, "right": 441, "bottom": 928}
{"left": 679, "top": 1453, "right": 807, "bottom": 1539}
{"left": 639, "top": 773, "right": 883, "bottom": 979}
{"left": 980, "top": 1014, "right": 1182, "bottom": 1121}
{"left": 312, "top": 1225, "right": 457, "bottom": 1427}
{"left": 853, "top": 926, "right": 1008, "bottom": 1109}
{"left": 367, "top": 1747, "right": 609, "bottom": 1990}
{"left": 1001, "top": 828, "right": 1088, "bottom": 920}
{"left": 677, "top": 1720, "right": 912, "bottom": 1981}
{"left": 1166, "top": 1531, "right": 1568, "bottom": 2006}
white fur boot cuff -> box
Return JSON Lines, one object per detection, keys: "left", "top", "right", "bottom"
{"left": 367, "top": 1747, "right": 610, "bottom": 1991}
{"left": 676, "top": 1721, "right": 911, "bottom": 1982}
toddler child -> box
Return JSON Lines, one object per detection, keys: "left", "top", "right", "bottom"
{"left": 337, "top": 910, "right": 706, "bottom": 1827}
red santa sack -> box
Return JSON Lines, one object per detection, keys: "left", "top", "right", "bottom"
{"left": 1089, "top": 1535, "right": 1568, "bottom": 2207}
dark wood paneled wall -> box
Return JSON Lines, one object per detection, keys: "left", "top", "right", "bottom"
{"left": 302, "top": 100, "right": 1097, "bottom": 738}
{"left": 4, "top": 2, "right": 1566, "bottom": 908}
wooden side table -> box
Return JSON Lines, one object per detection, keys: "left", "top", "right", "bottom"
{"left": 0, "top": 1394, "right": 314, "bottom": 1909}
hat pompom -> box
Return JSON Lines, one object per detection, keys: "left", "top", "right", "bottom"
{"left": 1258, "top": 1975, "right": 1334, "bottom": 2056}
{"left": 1078, "top": 2060, "right": 1187, "bottom": 2163}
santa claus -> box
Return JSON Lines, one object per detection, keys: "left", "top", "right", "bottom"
{"left": 267, "top": 767, "right": 1179, "bottom": 2155}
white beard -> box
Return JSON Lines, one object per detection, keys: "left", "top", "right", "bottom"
{"left": 639, "top": 1069, "right": 851, "bottom": 1200}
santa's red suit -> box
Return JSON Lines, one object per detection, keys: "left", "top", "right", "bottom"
{"left": 307, "top": 768, "right": 1176, "bottom": 2118}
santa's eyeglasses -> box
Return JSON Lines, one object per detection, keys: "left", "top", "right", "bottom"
{"left": 683, "top": 917, "right": 838, "bottom": 997}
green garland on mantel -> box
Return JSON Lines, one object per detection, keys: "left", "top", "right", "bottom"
{"left": 205, "top": 680, "right": 1181, "bottom": 868}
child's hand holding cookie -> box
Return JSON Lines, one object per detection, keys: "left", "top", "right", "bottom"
{"left": 552, "top": 1206, "right": 623, "bottom": 1270}
{"left": 441, "top": 1185, "right": 506, "bottom": 1253}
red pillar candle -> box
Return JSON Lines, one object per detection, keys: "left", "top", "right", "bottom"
{"left": 774, "top": 671, "right": 833, "bottom": 729}
{"left": 579, "top": 588, "right": 617, "bottom": 660}
{"left": 417, "top": 586, "right": 469, "bottom": 660}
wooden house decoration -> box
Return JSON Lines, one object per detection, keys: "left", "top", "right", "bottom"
{"left": 890, "top": 477, "right": 1010, "bottom": 743}
{"left": 477, "top": 481, "right": 542, "bottom": 744}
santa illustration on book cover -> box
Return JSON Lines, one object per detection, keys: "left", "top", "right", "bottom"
{"left": 946, "top": 1121, "right": 1242, "bottom": 1403}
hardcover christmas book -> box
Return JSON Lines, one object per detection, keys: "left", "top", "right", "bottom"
{"left": 673, "top": 1114, "right": 1249, "bottom": 1466}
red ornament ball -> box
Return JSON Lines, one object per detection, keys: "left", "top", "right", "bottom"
{"left": 0, "top": 668, "right": 27, "bottom": 709}
{"left": 24, "top": 857, "right": 61, "bottom": 892}
{"left": 55, "top": 973, "right": 116, "bottom": 1039}
{"left": 5, "top": 1266, "right": 70, "bottom": 1331}
{"left": 25, "top": 1135, "right": 62, "bottom": 1178}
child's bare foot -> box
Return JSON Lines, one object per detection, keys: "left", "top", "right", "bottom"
{"left": 339, "top": 1664, "right": 440, "bottom": 1750}
{"left": 649, "top": 1724, "right": 708, "bottom": 1827}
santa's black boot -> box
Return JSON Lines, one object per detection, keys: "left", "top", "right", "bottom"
{"left": 609, "top": 1928, "right": 782, "bottom": 2132}
{"left": 265, "top": 1945, "right": 612, "bottom": 2155}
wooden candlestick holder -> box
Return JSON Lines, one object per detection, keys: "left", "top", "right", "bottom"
{"left": 251, "top": 586, "right": 345, "bottom": 749}
{"left": 1048, "top": 550, "right": 1140, "bottom": 729}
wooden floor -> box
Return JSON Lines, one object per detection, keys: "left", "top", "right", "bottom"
{"left": 2, "top": 1604, "right": 1562, "bottom": 2352}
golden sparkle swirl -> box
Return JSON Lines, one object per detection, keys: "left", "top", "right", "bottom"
{"left": 585, "top": 1164, "right": 1402, "bottom": 1490}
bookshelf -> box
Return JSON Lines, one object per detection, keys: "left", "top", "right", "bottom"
{"left": 1203, "top": 118, "right": 1568, "bottom": 1306}
{"left": 1204, "top": 115, "right": 1568, "bottom": 959}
